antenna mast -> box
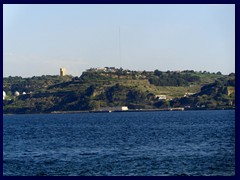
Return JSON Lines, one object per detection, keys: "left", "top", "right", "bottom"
{"left": 119, "top": 26, "right": 122, "bottom": 68}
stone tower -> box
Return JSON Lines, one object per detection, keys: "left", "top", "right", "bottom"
{"left": 60, "top": 68, "right": 66, "bottom": 76}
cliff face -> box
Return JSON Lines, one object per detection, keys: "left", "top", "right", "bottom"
{"left": 3, "top": 69, "right": 235, "bottom": 114}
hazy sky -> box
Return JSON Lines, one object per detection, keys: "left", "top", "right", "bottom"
{"left": 3, "top": 4, "right": 235, "bottom": 77}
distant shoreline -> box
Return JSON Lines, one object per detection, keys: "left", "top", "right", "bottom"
{"left": 3, "top": 108, "right": 235, "bottom": 115}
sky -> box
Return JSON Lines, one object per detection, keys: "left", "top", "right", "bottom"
{"left": 3, "top": 4, "right": 235, "bottom": 77}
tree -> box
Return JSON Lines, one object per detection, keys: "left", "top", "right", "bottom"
{"left": 146, "top": 93, "right": 155, "bottom": 101}
{"left": 227, "top": 79, "right": 235, "bottom": 86}
{"left": 154, "top": 69, "right": 162, "bottom": 76}
{"left": 154, "top": 100, "right": 169, "bottom": 108}
{"left": 85, "top": 85, "right": 96, "bottom": 96}
{"left": 126, "top": 90, "right": 146, "bottom": 103}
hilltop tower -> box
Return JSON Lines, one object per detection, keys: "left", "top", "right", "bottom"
{"left": 60, "top": 68, "right": 66, "bottom": 76}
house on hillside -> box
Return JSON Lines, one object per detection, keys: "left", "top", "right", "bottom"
{"left": 3, "top": 91, "right": 6, "bottom": 100}
{"left": 155, "top": 95, "right": 167, "bottom": 100}
{"left": 14, "top": 91, "right": 20, "bottom": 96}
{"left": 184, "top": 92, "right": 195, "bottom": 97}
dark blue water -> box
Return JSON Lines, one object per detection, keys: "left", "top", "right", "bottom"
{"left": 3, "top": 110, "right": 235, "bottom": 176}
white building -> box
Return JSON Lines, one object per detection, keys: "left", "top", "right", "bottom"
{"left": 155, "top": 95, "right": 167, "bottom": 100}
{"left": 99, "top": 106, "right": 128, "bottom": 111}
{"left": 14, "top": 91, "right": 20, "bottom": 96}
{"left": 3, "top": 91, "right": 6, "bottom": 100}
{"left": 121, "top": 106, "right": 128, "bottom": 111}
{"left": 184, "top": 92, "right": 195, "bottom": 97}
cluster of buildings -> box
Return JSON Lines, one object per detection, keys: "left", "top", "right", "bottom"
{"left": 3, "top": 91, "right": 29, "bottom": 100}
{"left": 99, "top": 106, "right": 128, "bottom": 112}
{"left": 86, "top": 67, "right": 117, "bottom": 73}
{"left": 155, "top": 92, "right": 195, "bottom": 101}
{"left": 60, "top": 67, "right": 121, "bottom": 76}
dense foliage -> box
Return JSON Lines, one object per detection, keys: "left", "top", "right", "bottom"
{"left": 148, "top": 70, "right": 201, "bottom": 86}
{"left": 3, "top": 69, "right": 235, "bottom": 113}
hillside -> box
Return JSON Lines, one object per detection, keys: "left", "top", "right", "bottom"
{"left": 3, "top": 68, "right": 235, "bottom": 114}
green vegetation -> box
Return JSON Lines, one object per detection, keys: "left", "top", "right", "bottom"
{"left": 170, "top": 78, "right": 235, "bottom": 109}
{"left": 149, "top": 70, "right": 201, "bottom": 86}
{"left": 3, "top": 68, "right": 235, "bottom": 114}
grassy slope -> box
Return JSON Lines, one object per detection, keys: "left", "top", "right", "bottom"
{"left": 3, "top": 71, "right": 235, "bottom": 113}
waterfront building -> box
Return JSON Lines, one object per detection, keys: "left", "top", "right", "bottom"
{"left": 99, "top": 106, "right": 128, "bottom": 111}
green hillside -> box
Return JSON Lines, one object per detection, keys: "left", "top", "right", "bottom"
{"left": 3, "top": 68, "right": 235, "bottom": 114}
